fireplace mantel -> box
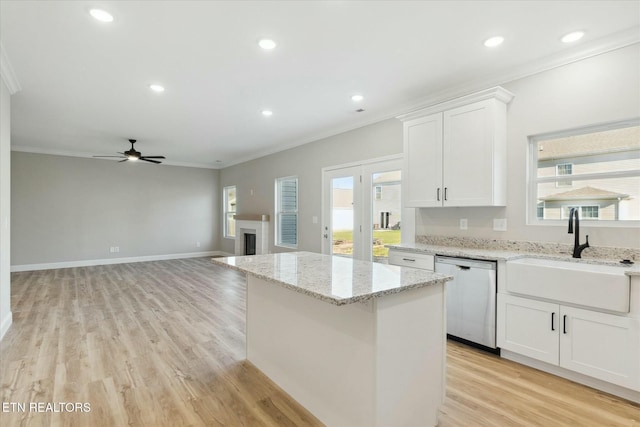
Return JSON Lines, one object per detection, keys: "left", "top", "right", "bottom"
{"left": 233, "top": 214, "right": 270, "bottom": 222}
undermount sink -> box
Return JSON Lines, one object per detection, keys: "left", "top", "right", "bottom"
{"left": 506, "top": 257, "right": 630, "bottom": 313}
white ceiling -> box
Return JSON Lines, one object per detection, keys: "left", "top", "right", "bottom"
{"left": 1, "top": 1, "right": 639, "bottom": 169}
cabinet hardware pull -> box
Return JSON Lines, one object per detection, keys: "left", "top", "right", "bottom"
{"left": 444, "top": 187, "right": 448, "bottom": 201}
{"left": 563, "top": 315, "right": 567, "bottom": 334}
{"left": 402, "top": 258, "right": 416, "bottom": 262}
{"left": 437, "top": 188, "right": 440, "bottom": 201}
{"left": 551, "top": 312, "right": 555, "bottom": 331}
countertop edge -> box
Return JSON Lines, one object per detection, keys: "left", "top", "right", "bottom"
{"left": 386, "top": 244, "right": 640, "bottom": 275}
{"left": 211, "top": 257, "right": 452, "bottom": 305}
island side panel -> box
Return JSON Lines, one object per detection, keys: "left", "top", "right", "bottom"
{"left": 374, "top": 282, "right": 445, "bottom": 427}
{"left": 246, "top": 275, "right": 377, "bottom": 427}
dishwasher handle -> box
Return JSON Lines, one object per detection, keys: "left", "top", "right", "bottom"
{"left": 435, "top": 256, "right": 496, "bottom": 270}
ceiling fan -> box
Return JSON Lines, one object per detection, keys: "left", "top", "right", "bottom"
{"left": 93, "top": 139, "right": 166, "bottom": 164}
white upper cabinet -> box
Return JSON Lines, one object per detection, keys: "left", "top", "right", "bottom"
{"left": 403, "top": 113, "right": 443, "bottom": 207}
{"left": 398, "top": 87, "right": 514, "bottom": 208}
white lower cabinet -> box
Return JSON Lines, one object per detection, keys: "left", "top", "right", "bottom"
{"left": 498, "top": 293, "right": 640, "bottom": 390}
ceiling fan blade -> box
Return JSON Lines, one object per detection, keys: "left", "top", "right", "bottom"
{"left": 118, "top": 159, "right": 128, "bottom": 163}
{"left": 140, "top": 158, "right": 161, "bottom": 164}
{"left": 93, "top": 155, "right": 126, "bottom": 158}
{"left": 140, "top": 156, "right": 165, "bottom": 159}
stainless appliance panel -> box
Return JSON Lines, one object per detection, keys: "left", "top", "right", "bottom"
{"left": 436, "top": 256, "right": 497, "bottom": 349}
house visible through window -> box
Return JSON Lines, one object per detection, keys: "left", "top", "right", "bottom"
{"left": 275, "top": 176, "right": 298, "bottom": 247}
{"left": 223, "top": 185, "right": 236, "bottom": 238}
{"left": 529, "top": 119, "right": 640, "bottom": 223}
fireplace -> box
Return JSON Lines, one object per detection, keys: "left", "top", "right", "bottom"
{"left": 244, "top": 233, "right": 256, "bottom": 255}
{"left": 234, "top": 214, "right": 270, "bottom": 256}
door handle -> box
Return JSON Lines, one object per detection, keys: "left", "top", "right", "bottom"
{"left": 563, "top": 315, "right": 567, "bottom": 334}
{"left": 456, "top": 265, "right": 470, "bottom": 270}
{"left": 323, "top": 234, "right": 328, "bottom": 238}
{"left": 437, "top": 188, "right": 440, "bottom": 201}
{"left": 402, "top": 258, "right": 416, "bottom": 262}
{"left": 551, "top": 312, "right": 555, "bottom": 331}
{"left": 444, "top": 187, "right": 448, "bottom": 201}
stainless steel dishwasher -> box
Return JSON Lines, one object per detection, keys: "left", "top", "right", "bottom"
{"left": 435, "top": 256, "right": 498, "bottom": 351}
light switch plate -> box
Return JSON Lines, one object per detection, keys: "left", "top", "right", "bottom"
{"left": 459, "top": 219, "right": 468, "bottom": 230}
{"left": 493, "top": 218, "right": 507, "bottom": 231}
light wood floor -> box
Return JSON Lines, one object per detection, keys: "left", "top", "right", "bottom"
{"left": 1, "top": 258, "right": 638, "bottom": 426}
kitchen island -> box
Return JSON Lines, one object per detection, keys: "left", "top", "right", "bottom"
{"left": 212, "top": 251, "right": 452, "bottom": 427}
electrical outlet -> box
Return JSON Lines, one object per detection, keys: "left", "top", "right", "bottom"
{"left": 196, "top": 241, "right": 201, "bottom": 248}
{"left": 493, "top": 218, "right": 507, "bottom": 231}
{"left": 109, "top": 246, "right": 113, "bottom": 253}
{"left": 459, "top": 219, "right": 468, "bottom": 230}
{"left": 114, "top": 246, "right": 120, "bottom": 253}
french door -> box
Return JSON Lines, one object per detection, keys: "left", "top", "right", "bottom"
{"left": 322, "top": 157, "right": 403, "bottom": 262}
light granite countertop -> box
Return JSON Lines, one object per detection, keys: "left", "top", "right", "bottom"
{"left": 387, "top": 243, "right": 640, "bottom": 276}
{"left": 212, "top": 251, "right": 453, "bottom": 305}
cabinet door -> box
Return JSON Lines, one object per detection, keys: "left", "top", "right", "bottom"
{"left": 560, "top": 306, "right": 640, "bottom": 390}
{"left": 403, "top": 113, "right": 443, "bottom": 207}
{"left": 443, "top": 100, "right": 500, "bottom": 206}
{"left": 497, "top": 294, "right": 559, "bottom": 365}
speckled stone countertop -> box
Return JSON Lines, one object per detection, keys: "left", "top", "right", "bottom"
{"left": 387, "top": 243, "right": 640, "bottom": 276}
{"left": 212, "top": 251, "right": 453, "bottom": 305}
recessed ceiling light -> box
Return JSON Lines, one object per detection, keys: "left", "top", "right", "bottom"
{"left": 258, "top": 39, "right": 277, "bottom": 50}
{"left": 561, "top": 31, "right": 585, "bottom": 43}
{"left": 484, "top": 36, "right": 504, "bottom": 47}
{"left": 89, "top": 9, "right": 114, "bottom": 23}
{"left": 262, "top": 110, "right": 273, "bottom": 117}
{"left": 351, "top": 94, "right": 364, "bottom": 102}
{"left": 149, "top": 84, "right": 165, "bottom": 93}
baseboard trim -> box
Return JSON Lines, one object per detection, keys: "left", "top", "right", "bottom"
{"left": 10, "top": 251, "right": 229, "bottom": 272}
{"left": 0, "top": 311, "right": 12, "bottom": 341}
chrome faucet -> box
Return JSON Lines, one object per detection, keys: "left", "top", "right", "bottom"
{"left": 567, "top": 207, "right": 589, "bottom": 258}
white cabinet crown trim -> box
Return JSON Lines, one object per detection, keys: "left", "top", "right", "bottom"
{"left": 397, "top": 86, "right": 514, "bottom": 122}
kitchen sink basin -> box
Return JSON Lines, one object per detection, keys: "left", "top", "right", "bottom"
{"left": 506, "top": 257, "right": 630, "bottom": 313}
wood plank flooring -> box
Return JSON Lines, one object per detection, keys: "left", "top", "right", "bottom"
{"left": 1, "top": 257, "right": 638, "bottom": 426}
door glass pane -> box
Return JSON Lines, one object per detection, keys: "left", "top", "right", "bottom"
{"left": 371, "top": 170, "right": 401, "bottom": 262}
{"left": 331, "top": 176, "right": 354, "bottom": 257}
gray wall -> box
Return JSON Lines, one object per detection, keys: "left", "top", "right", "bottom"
{"left": 416, "top": 45, "right": 640, "bottom": 249}
{"left": 11, "top": 152, "right": 220, "bottom": 266}
{"left": 219, "top": 118, "right": 403, "bottom": 254}
{"left": 1, "top": 79, "right": 11, "bottom": 338}
{"left": 220, "top": 45, "right": 640, "bottom": 253}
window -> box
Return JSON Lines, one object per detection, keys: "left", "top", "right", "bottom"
{"left": 275, "top": 176, "right": 298, "bottom": 247}
{"left": 555, "top": 163, "right": 573, "bottom": 187}
{"left": 529, "top": 119, "right": 640, "bottom": 224}
{"left": 223, "top": 186, "right": 236, "bottom": 238}
{"left": 561, "top": 205, "right": 599, "bottom": 220}
{"left": 374, "top": 185, "right": 382, "bottom": 200}
{"left": 536, "top": 202, "right": 545, "bottom": 219}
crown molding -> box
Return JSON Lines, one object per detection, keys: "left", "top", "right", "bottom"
{"left": 11, "top": 145, "right": 221, "bottom": 170}
{"left": 0, "top": 42, "right": 21, "bottom": 94}
{"left": 396, "top": 86, "right": 515, "bottom": 122}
